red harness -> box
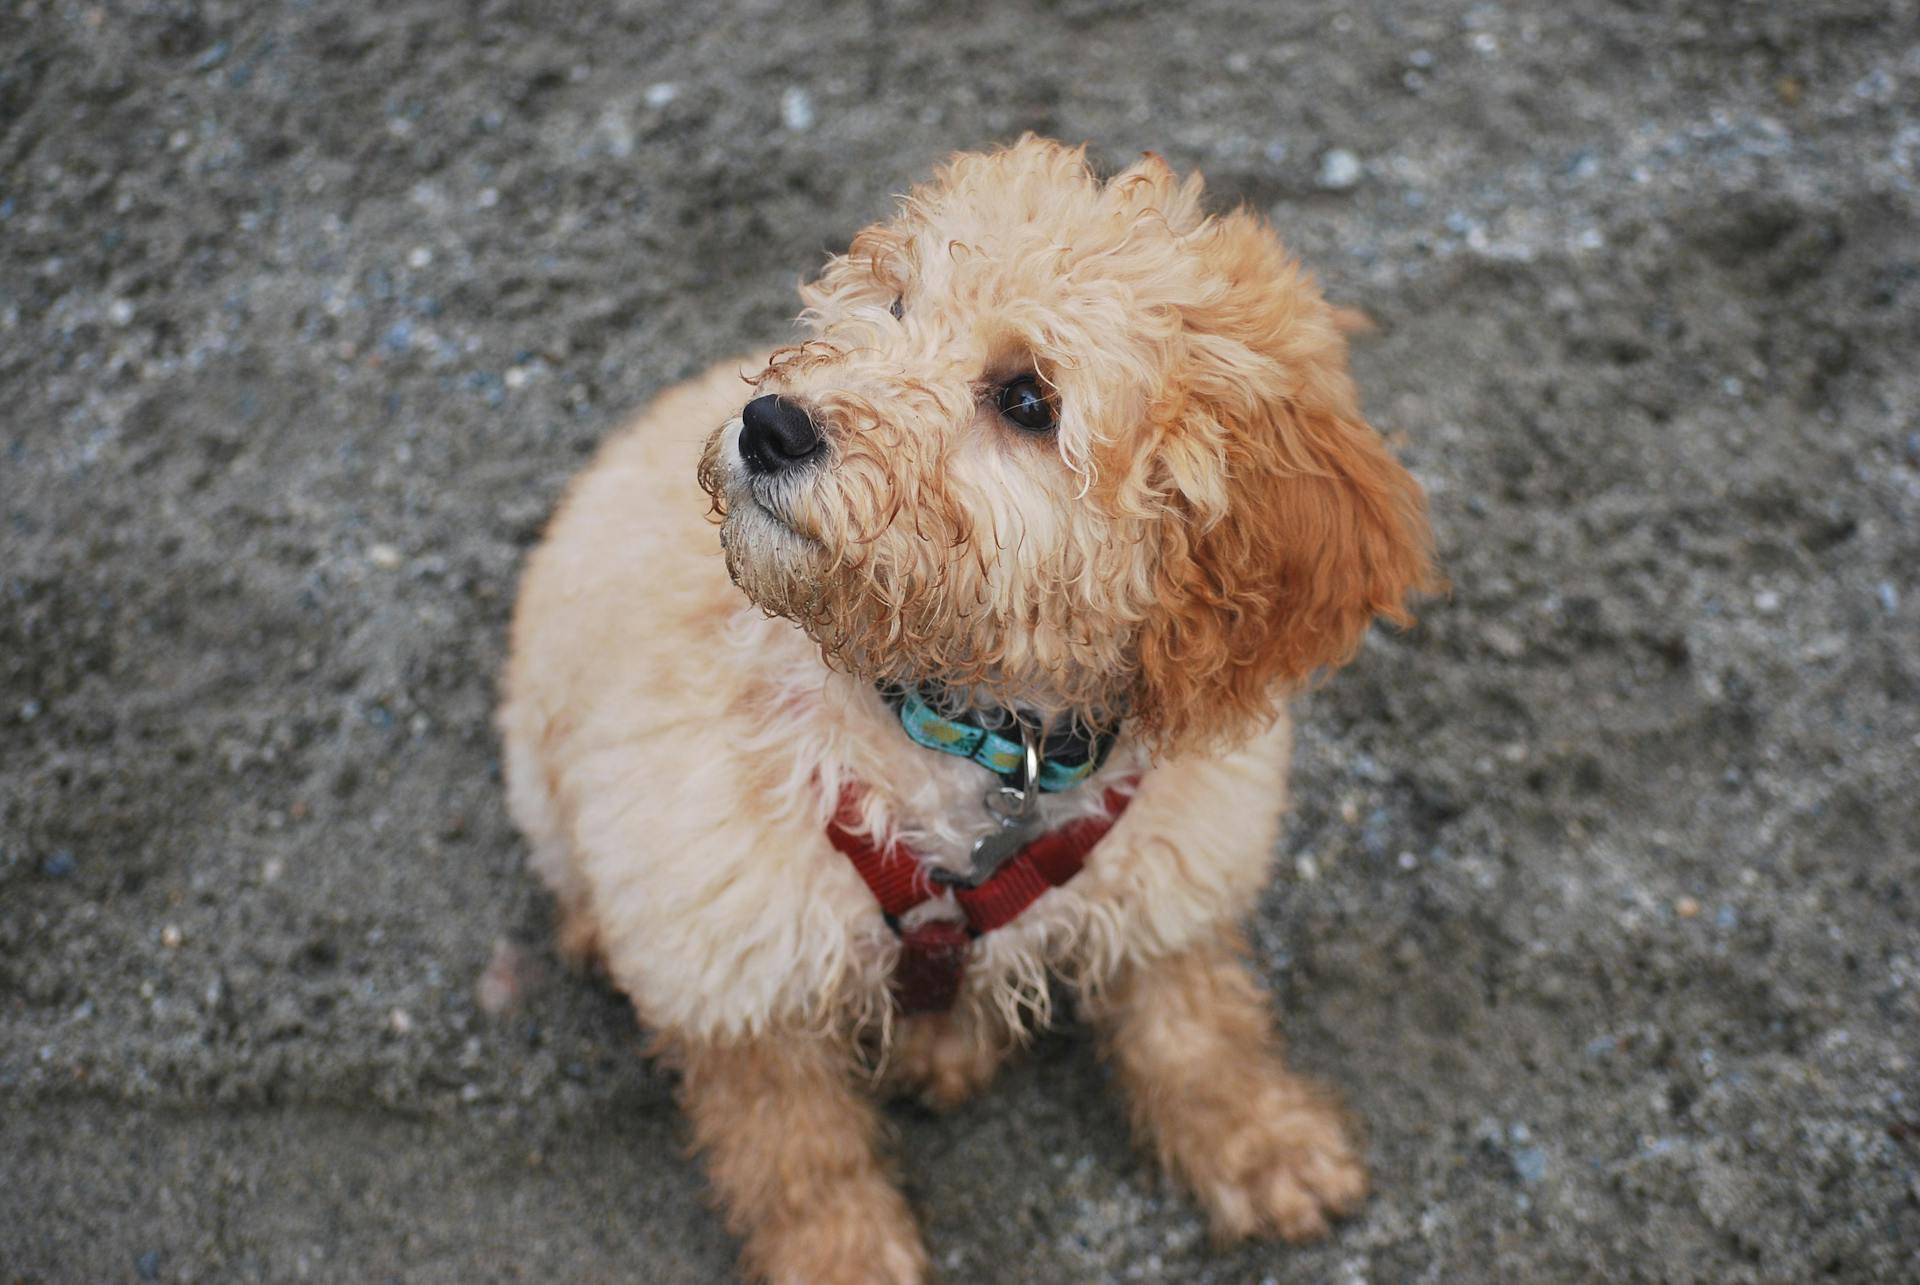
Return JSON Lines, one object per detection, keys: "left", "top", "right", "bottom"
{"left": 826, "top": 783, "right": 1137, "bottom": 1013}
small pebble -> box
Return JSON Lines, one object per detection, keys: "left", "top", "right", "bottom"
{"left": 160, "top": 924, "right": 183, "bottom": 948}
{"left": 467, "top": 369, "right": 505, "bottom": 406}
{"left": 406, "top": 246, "right": 433, "bottom": 269}
{"left": 388, "top": 1007, "right": 414, "bottom": 1035}
{"left": 780, "top": 87, "right": 815, "bottom": 132}
{"left": 1484, "top": 623, "right": 1526, "bottom": 658}
{"left": 476, "top": 938, "right": 536, "bottom": 1015}
{"left": 135, "top": 1250, "right": 161, "bottom": 1280}
{"left": 1753, "top": 589, "right": 1781, "bottom": 615}
{"left": 1877, "top": 581, "right": 1899, "bottom": 613}
{"left": 1675, "top": 896, "right": 1701, "bottom": 920}
{"left": 644, "top": 82, "right": 678, "bottom": 108}
{"left": 106, "top": 299, "right": 135, "bottom": 327}
{"left": 1317, "top": 148, "right": 1363, "bottom": 191}
{"left": 1511, "top": 1146, "right": 1548, "bottom": 1184}
{"left": 367, "top": 543, "right": 403, "bottom": 571}
{"left": 1800, "top": 635, "right": 1845, "bottom": 662}
{"left": 41, "top": 850, "right": 77, "bottom": 879}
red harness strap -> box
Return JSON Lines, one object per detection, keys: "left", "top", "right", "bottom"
{"left": 826, "top": 783, "right": 1136, "bottom": 1013}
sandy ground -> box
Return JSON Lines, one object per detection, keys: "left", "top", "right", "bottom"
{"left": 4, "top": 0, "right": 1919, "bottom": 1281}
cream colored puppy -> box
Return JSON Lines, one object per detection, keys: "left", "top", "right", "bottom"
{"left": 499, "top": 136, "right": 1436, "bottom": 1283}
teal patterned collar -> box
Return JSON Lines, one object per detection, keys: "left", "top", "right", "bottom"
{"left": 879, "top": 685, "right": 1119, "bottom": 793}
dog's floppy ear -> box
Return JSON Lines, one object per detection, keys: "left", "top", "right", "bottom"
{"left": 1128, "top": 213, "right": 1438, "bottom": 753}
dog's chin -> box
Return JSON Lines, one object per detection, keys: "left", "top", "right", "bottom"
{"left": 715, "top": 487, "right": 1126, "bottom": 713}
{"left": 718, "top": 500, "right": 816, "bottom": 597}
{"left": 718, "top": 513, "right": 927, "bottom": 682}
{"left": 721, "top": 495, "right": 802, "bottom": 560}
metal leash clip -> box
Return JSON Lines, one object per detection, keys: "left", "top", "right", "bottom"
{"left": 939, "top": 724, "right": 1044, "bottom": 888}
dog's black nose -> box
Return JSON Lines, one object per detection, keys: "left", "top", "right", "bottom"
{"left": 739, "top": 395, "right": 823, "bottom": 474}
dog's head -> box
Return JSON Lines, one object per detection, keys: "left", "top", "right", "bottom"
{"left": 700, "top": 136, "right": 1437, "bottom": 753}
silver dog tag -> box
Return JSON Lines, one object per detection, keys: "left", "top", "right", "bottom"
{"left": 966, "top": 814, "right": 1044, "bottom": 883}
{"left": 953, "top": 728, "right": 1044, "bottom": 886}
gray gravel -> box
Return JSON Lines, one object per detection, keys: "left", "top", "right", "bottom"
{"left": 4, "top": 0, "right": 1919, "bottom": 1281}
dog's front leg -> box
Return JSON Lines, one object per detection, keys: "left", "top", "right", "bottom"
{"left": 673, "top": 1030, "right": 929, "bottom": 1285}
{"left": 1088, "top": 933, "right": 1368, "bottom": 1242}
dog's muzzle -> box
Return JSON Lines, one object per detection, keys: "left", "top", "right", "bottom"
{"left": 738, "top": 395, "right": 824, "bottom": 475}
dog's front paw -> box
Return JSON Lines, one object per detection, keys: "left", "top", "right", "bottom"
{"left": 749, "top": 1176, "right": 929, "bottom": 1285}
{"left": 886, "top": 1008, "right": 1006, "bottom": 1110}
{"left": 1169, "top": 1081, "right": 1368, "bottom": 1243}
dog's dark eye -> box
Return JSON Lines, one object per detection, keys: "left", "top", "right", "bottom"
{"left": 996, "top": 376, "right": 1055, "bottom": 432}
{"left": 889, "top": 296, "right": 904, "bottom": 321}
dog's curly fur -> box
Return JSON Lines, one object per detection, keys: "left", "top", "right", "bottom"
{"left": 500, "top": 136, "right": 1436, "bottom": 1283}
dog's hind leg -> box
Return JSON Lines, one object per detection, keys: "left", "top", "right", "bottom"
{"left": 1086, "top": 931, "right": 1368, "bottom": 1243}
{"left": 499, "top": 715, "right": 606, "bottom": 970}
{"left": 669, "top": 1029, "right": 930, "bottom": 1285}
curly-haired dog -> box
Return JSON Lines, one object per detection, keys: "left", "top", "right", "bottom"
{"left": 499, "top": 136, "right": 1436, "bottom": 1283}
